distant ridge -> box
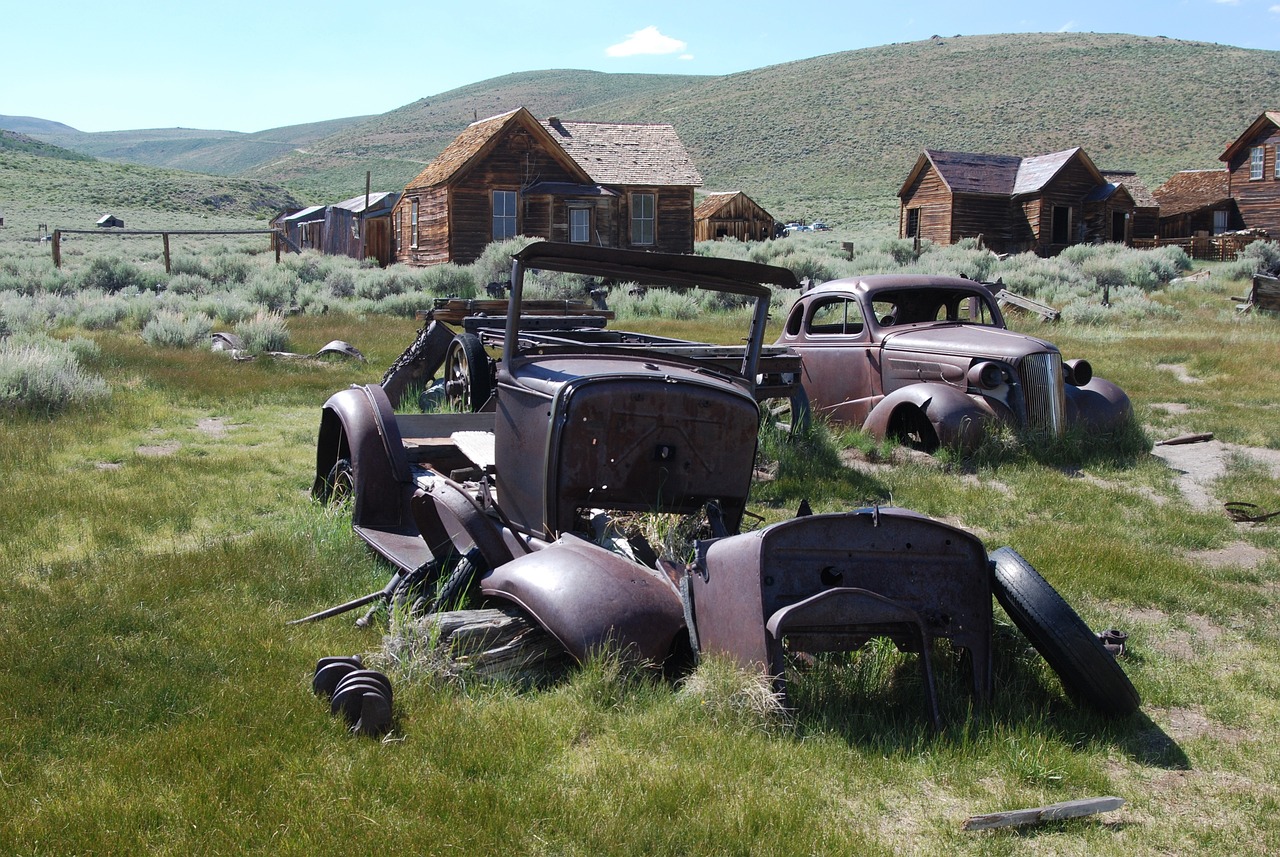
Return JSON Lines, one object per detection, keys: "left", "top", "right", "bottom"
{"left": 10, "top": 33, "right": 1280, "bottom": 226}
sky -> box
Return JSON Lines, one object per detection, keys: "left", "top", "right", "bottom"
{"left": 5, "top": 0, "right": 1279, "bottom": 134}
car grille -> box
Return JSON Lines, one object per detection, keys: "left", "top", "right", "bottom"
{"left": 1017, "top": 351, "right": 1065, "bottom": 435}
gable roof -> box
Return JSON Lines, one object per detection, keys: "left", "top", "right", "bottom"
{"left": 1220, "top": 111, "right": 1280, "bottom": 163}
{"left": 693, "top": 191, "right": 771, "bottom": 219}
{"left": 1089, "top": 171, "right": 1159, "bottom": 208}
{"left": 1153, "top": 169, "right": 1233, "bottom": 217}
{"left": 404, "top": 107, "right": 588, "bottom": 191}
{"left": 900, "top": 147, "right": 1105, "bottom": 199}
{"left": 541, "top": 118, "right": 703, "bottom": 186}
{"left": 332, "top": 191, "right": 398, "bottom": 215}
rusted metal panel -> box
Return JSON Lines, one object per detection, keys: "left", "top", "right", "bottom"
{"left": 690, "top": 509, "right": 993, "bottom": 704}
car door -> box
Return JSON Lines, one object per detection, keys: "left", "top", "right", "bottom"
{"left": 780, "top": 293, "right": 881, "bottom": 425}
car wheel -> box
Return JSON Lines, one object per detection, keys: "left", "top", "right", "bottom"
{"left": 323, "top": 458, "right": 355, "bottom": 506}
{"left": 424, "top": 550, "right": 485, "bottom": 613}
{"left": 990, "top": 546, "right": 1140, "bottom": 718}
{"left": 889, "top": 406, "right": 939, "bottom": 452}
{"left": 444, "top": 333, "right": 491, "bottom": 412}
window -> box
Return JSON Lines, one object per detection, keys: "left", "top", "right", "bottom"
{"left": 1275, "top": 144, "right": 1279, "bottom": 179}
{"left": 1051, "top": 205, "right": 1071, "bottom": 245}
{"left": 569, "top": 207, "right": 591, "bottom": 243}
{"left": 631, "top": 193, "right": 655, "bottom": 245}
{"left": 410, "top": 200, "right": 419, "bottom": 249}
{"left": 905, "top": 207, "right": 920, "bottom": 238}
{"left": 1213, "top": 209, "right": 1229, "bottom": 235}
{"left": 1250, "top": 146, "right": 1265, "bottom": 180}
{"left": 492, "top": 191, "right": 518, "bottom": 240}
{"left": 806, "top": 297, "right": 864, "bottom": 335}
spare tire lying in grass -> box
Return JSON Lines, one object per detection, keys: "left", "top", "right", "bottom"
{"left": 990, "top": 546, "right": 1141, "bottom": 718}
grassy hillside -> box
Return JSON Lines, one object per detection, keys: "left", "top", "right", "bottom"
{"left": 10, "top": 33, "right": 1280, "bottom": 227}
{"left": 0, "top": 130, "right": 95, "bottom": 162}
{"left": 0, "top": 147, "right": 302, "bottom": 227}
{"left": 247, "top": 33, "right": 1280, "bottom": 225}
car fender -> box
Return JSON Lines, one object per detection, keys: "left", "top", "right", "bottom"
{"left": 313, "top": 384, "right": 414, "bottom": 530}
{"left": 863, "top": 383, "right": 1008, "bottom": 449}
{"left": 481, "top": 535, "right": 685, "bottom": 666}
{"left": 1064, "top": 377, "right": 1132, "bottom": 431}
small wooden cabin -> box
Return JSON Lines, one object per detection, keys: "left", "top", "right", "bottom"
{"left": 1220, "top": 110, "right": 1280, "bottom": 238}
{"left": 1153, "top": 170, "right": 1241, "bottom": 239}
{"left": 1084, "top": 171, "right": 1159, "bottom": 244}
{"left": 898, "top": 148, "right": 1144, "bottom": 255}
{"left": 694, "top": 191, "right": 776, "bottom": 242}
{"left": 392, "top": 107, "right": 703, "bottom": 266}
{"left": 96, "top": 214, "right": 124, "bottom": 228}
{"left": 323, "top": 192, "right": 399, "bottom": 267}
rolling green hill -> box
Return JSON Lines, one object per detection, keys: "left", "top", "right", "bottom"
{"left": 10, "top": 33, "right": 1280, "bottom": 229}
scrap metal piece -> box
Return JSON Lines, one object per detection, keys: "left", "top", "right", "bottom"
{"left": 315, "top": 340, "right": 365, "bottom": 361}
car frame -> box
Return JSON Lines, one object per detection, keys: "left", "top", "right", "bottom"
{"left": 776, "top": 274, "right": 1132, "bottom": 451}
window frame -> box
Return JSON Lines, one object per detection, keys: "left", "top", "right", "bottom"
{"left": 630, "top": 192, "right": 656, "bottom": 246}
{"left": 492, "top": 190, "right": 518, "bottom": 240}
{"left": 1250, "top": 146, "right": 1265, "bottom": 180}
{"left": 410, "top": 199, "right": 419, "bottom": 249}
{"left": 905, "top": 207, "right": 920, "bottom": 238}
{"left": 569, "top": 206, "right": 591, "bottom": 243}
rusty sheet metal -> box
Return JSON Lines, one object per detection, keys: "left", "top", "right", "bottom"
{"left": 481, "top": 534, "right": 685, "bottom": 665}
{"left": 691, "top": 508, "right": 992, "bottom": 706}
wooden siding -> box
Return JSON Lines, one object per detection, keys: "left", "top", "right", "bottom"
{"left": 953, "top": 194, "right": 1013, "bottom": 251}
{"left": 394, "top": 187, "right": 450, "bottom": 266}
{"left": 898, "top": 164, "right": 954, "bottom": 246}
{"left": 695, "top": 192, "right": 776, "bottom": 242}
{"left": 1225, "top": 124, "right": 1280, "bottom": 238}
{"left": 1030, "top": 158, "right": 1101, "bottom": 253}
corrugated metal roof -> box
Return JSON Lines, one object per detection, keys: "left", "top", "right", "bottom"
{"left": 332, "top": 191, "right": 398, "bottom": 214}
{"left": 1153, "top": 169, "right": 1232, "bottom": 217}
{"left": 284, "top": 205, "right": 325, "bottom": 223}
{"left": 541, "top": 118, "right": 703, "bottom": 187}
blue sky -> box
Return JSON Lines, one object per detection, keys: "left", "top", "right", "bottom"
{"left": 6, "top": 0, "right": 1278, "bottom": 133}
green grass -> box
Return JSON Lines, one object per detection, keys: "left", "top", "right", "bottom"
{"left": 3, "top": 231, "right": 1280, "bottom": 853}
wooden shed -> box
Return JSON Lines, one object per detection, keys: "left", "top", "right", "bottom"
{"left": 323, "top": 191, "right": 400, "bottom": 267}
{"left": 1153, "top": 170, "right": 1240, "bottom": 239}
{"left": 898, "top": 148, "right": 1143, "bottom": 255}
{"left": 1220, "top": 110, "right": 1280, "bottom": 238}
{"left": 694, "top": 191, "right": 777, "bottom": 242}
{"left": 96, "top": 214, "right": 124, "bottom": 228}
{"left": 392, "top": 107, "right": 703, "bottom": 266}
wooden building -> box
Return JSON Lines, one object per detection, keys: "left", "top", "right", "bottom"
{"left": 1220, "top": 110, "right": 1280, "bottom": 238}
{"left": 275, "top": 193, "right": 399, "bottom": 265}
{"left": 897, "top": 148, "right": 1146, "bottom": 255}
{"left": 694, "top": 191, "right": 777, "bottom": 242}
{"left": 392, "top": 107, "right": 703, "bottom": 266}
{"left": 96, "top": 214, "right": 124, "bottom": 228}
{"left": 1152, "top": 170, "right": 1240, "bottom": 239}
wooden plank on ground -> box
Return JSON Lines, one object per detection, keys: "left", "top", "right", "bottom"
{"left": 962, "top": 796, "right": 1124, "bottom": 831}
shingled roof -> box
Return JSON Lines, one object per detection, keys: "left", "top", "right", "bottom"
{"left": 901, "top": 147, "right": 1105, "bottom": 198}
{"left": 1153, "top": 169, "right": 1232, "bottom": 217}
{"left": 541, "top": 117, "right": 703, "bottom": 187}
{"left": 1088, "top": 171, "right": 1159, "bottom": 208}
{"left": 403, "top": 108, "right": 587, "bottom": 191}
{"left": 1220, "top": 111, "right": 1280, "bottom": 163}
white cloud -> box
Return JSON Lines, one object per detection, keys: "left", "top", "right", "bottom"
{"left": 1214, "top": 0, "right": 1239, "bottom": 5}
{"left": 1270, "top": 4, "right": 1280, "bottom": 12}
{"left": 679, "top": 53, "right": 694, "bottom": 61}
{"left": 1058, "top": 20, "right": 1077, "bottom": 32}
{"left": 606, "top": 26, "right": 688, "bottom": 58}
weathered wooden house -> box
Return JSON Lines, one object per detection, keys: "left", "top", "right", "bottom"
{"left": 282, "top": 205, "right": 325, "bottom": 251}
{"left": 898, "top": 148, "right": 1146, "bottom": 255}
{"left": 392, "top": 107, "right": 703, "bottom": 266}
{"left": 694, "top": 191, "right": 777, "bottom": 242}
{"left": 322, "top": 192, "right": 400, "bottom": 267}
{"left": 1220, "top": 110, "right": 1280, "bottom": 238}
{"left": 96, "top": 214, "right": 124, "bottom": 228}
{"left": 1152, "top": 170, "right": 1240, "bottom": 239}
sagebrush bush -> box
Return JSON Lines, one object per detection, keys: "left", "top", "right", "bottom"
{"left": 234, "top": 310, "right": 290, "bottom": 353}
{"left": 243, "top": 268, "right": 297, "bottom": 312}
{"left": 76, "top": 255, "right": 162, "bottom": 293}
{"left": 0, "top": 335, "right": 111, "bottom": 413}
{"left": 141, "top": 310, "right": 213, "bottom": 348}
{"left": 468, "top": 236, "right": 538, "bottom": 290}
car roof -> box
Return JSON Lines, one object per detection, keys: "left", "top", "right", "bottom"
{"left": 804, "top": 274, "right": 996, "bottom": 298}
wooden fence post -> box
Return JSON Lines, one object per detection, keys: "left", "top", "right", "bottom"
{"left": 52, "top": 230, "right": 62, "bottom": 269}
{"left": 162, "top": 233, "right": 171, "bottom": 273}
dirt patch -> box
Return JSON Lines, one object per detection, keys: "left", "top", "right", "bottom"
{"left": 1187, "top": 541, "right": 1271, "bottom": 569}
{"left": 95, "top": 461, "right": 122, "bottom": 471}
{"left": 196, "top": 417, "right": 246, "bottom": 437}
{"left": 1157, "top": 363, "right": 1203, "bottom": 384}
{"left": 136, "top": 443, "right": 180, "bottom": 457}
{"left": 1149, "top": 438, "right": 1280, "bottom": 512}
{"left": 1157, "top": 705, "right": 1255, "bottom": 746}
{"left": 1150, "top": 402, "right": 1194, "bottom": 415}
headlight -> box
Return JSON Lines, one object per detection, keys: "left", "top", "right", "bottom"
{"left": 968, "top": 361, "right": 1005, "bottom": 390}
{"left": 1064, "top": 358, "right": 1092, "bottom": 387}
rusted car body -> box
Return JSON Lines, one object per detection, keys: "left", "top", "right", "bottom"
{"left": 308, "top": 244, "right": 1137, "bottom": 721}
{"left": 777, "top": 275, "right": 1131, "bottom": 450}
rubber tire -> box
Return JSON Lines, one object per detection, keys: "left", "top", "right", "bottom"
{"left": 990, "top": 546, "right": 1140, "bottom": 718}
{"left": 425, "top": 552, "right": 482, "bottom": 613}
{"left": 323, "top": 458, "right": 354, "bottom": 506}
{"left": 444, "top": 333, "right": 491, "bottom": 412}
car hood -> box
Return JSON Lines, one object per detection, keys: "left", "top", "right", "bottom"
{"left": 880, "top": 324, "right": 1057, "bottom": 360}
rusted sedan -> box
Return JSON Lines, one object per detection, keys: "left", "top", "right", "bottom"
{"left": 776, "top": 275, "right": 1132, "bottom": 450}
